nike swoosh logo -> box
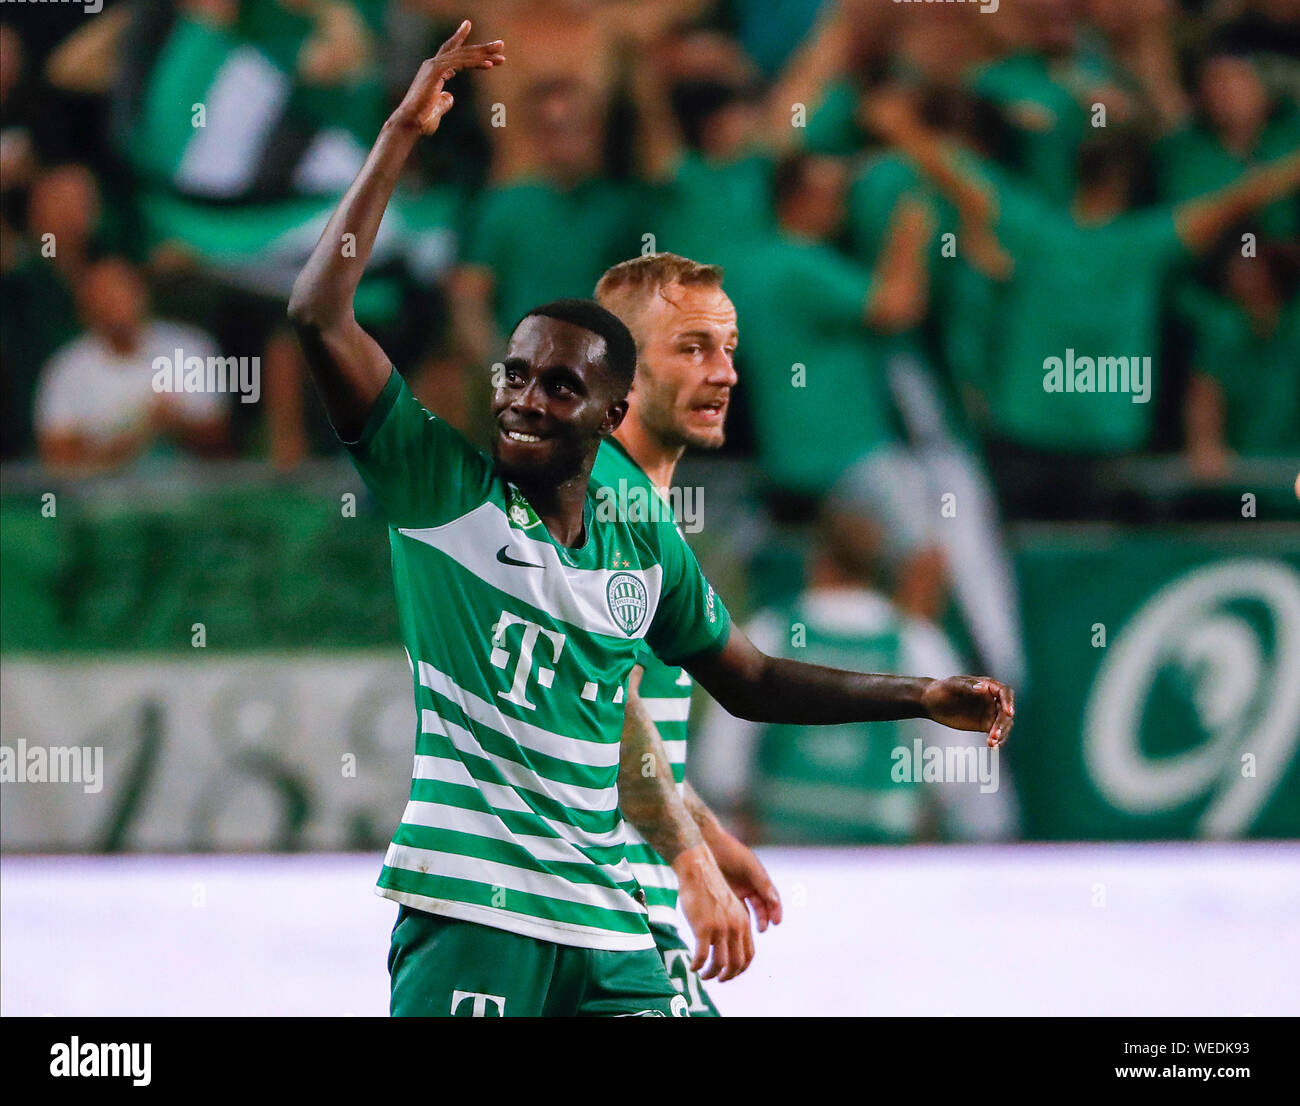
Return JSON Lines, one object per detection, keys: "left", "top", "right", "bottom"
{"left": 497, "top": 545, "right": 544, "bottom": 569}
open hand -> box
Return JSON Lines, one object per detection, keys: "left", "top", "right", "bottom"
{"left": 709, "top": 830, "right": 782, "bottom": 933}
{"left": 674, "top": 844, "right": 754, "bottom": 982}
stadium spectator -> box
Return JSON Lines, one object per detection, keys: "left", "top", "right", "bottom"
{"left": 837, "top": 84, "right": 1027, "bottom": 687}
{"left": 1183, "top": 239, "right": 1300, "bottom": 476}
{"left": 0, "top": 24, "right": 36, "bottom": 205}
{"left": 452, "top": 77, "right": 645, "bottom": 370}
{"left": 1159, "top": 44, "right": 1300, "bottom": 240}
{"left": 694, "top": 503, "right": 1019, "bottom": 844}
{"left": 721, "top": 150, "right": 925, "bottom": 505}
{"left": 0, "top": 164, "right": 103, "bottom": 460}
{"left": 0, "top": 0, "right": 1293, "bottom": 520}
{"left": 865, "top": 89, "right": 1300, "bottom": 518}
{"left": 35, "top": 257, "right": 230, "bottom": 475}
{"left": 966, "top": 0, "right": 1091, "bottom": 204}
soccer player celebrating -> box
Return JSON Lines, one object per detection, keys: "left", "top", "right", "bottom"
{"left": 290, "top": 21, "right": 1015, "bottom": 1018}
{"left": 593, "top": 253, "right": 777, "bottom": 1015}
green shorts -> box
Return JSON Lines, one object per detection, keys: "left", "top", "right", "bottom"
{"left": 388, "top": 906, "right": 690, "bottom": 1017}
{"left": 651, "top": 920, "right": 720, "bottom": 1017}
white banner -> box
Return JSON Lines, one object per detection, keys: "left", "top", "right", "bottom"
{"left": 1, "top": 653, "right": 418, "bottom": 851}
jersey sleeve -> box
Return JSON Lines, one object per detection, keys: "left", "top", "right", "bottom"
{"left": 341, "top": 368, "right": 495, "bottom": 528}
{"left": 644, "top": 522, "right": 732, "bottom": 666}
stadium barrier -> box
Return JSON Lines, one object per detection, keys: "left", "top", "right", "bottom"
{"left": 3, "top": 478, "right": 1297, "bottom": 848}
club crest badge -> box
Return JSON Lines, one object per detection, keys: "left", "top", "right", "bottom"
{"left": 607, "top": 572, "right": 648, "bottom": 636}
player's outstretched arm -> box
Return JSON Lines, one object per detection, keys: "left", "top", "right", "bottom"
{"left": 619, "top": 673, "right": 754, "bottom": 982}
{"left": 1174, "top": 151, "right": 1300, "bottom": 255}
{"left": 288, "top": 21, "right": 505, "bottom": 440}
{"left": 686, "top": 625, "right": 1015, "bottom": 749}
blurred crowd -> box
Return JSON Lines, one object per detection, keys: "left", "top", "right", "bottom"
{"left": 4, "top": 0, "right": 1297, "bottom": 845}
{"left": 2, "top": 0, "right": 1297, "bottom": 498}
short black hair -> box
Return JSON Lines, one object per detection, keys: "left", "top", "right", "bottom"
{"left": 514, "top": 298, "right": 638, "bottom": 396}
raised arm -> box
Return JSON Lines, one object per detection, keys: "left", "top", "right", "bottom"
{"left": 1174, "top": 151, "right": 1300, "bottom": 255}
{"left": 762, "top": 0, "right": 851, "bottom": 154}
{"left": 862, "top": 88, "right": 998, "bottom": 235}
{"left": 287, "top": 21, "right": 505, "bottom": 440}
{"left": 1124, "top": 0, "right": 1191, "bottom": 135}
{"left": 685, "top": 624, "right": 1015, "bottom": 748}
{"left": 624, "top": 35, "right": 685, "bottom": 183}
{"left": 618, "top": 670, "right": 753, "bottom": 982}
{"left": 864, "top": 195, "right": 934, "bottom": 332}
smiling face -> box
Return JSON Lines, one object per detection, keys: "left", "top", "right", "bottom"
{"left": 491, "top": 314, "right": 628, "bottom": 484}
{"left": 628, "top": 281, "right": 738, "bottom": 452}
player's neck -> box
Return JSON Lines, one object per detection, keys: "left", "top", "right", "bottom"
{"left": 515, "top": 469, "right": 591, "bottom": 548}
{"left": 614, "top": 419, "right": 682, "bottom": 493}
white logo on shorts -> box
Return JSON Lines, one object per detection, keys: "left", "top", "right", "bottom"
{"left": 451, "top": 990, "right": 505, "bottom": 1017}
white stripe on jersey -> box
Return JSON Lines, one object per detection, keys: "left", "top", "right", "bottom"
{"left": 418, "top": 662, "right": 620, "bottom": 770}
{"left": 398, "top": 501, "right": 665, "bottom": 642}
{"left": 399, "top": 799, "right": 630, "bottom": 872}
{"left": 383, "top": 842, "right": 640, "bottom": 913}
{"left": 411, "top": 751, "right": 626, "bottom": 847}
{"left": 640, "top": 696, "right": 691, "bottom": 723}
{"left": 419, "top": 710, "right": 618, "bottom": 813}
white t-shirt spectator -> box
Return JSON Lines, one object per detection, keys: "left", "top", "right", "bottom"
{"left": 35, "top": 321, "right": 226, "bottom": 447}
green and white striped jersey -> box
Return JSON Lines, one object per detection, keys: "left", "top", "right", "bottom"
{"left": 591, "top": 439, "right": 696, "bottom": 929}
{"left": 345, "top": 371, "right": 731, "bottom": 951}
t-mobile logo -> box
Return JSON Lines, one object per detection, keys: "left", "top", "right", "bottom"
{"left": 490, "top": 612, "right": 566, "bottom": 710}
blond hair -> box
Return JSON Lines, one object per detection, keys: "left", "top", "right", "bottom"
{"left": 594, "top": 253, "right": 724, "bottom": 351}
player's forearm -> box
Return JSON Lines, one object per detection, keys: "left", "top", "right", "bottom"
{"left": 1176, "top": 152, "right": 1300, "bottom": 253}
{"left": 700, "top": 650, "right": 929, "bottom": 725}
{"left": 682, "top": 781, "right": 731, "bottom": 851}
{"left": 288, "top": 120, "right": 419, "bottom": 331}
{"left": 749, "top": 657, "right": 930, "bottom": 723}
{"left": 288, "top": 120, "right": 421, "bottom": 438}
{"left": 626, "top": 42, "right": 682, "bottom": 182}
{"left": 618, "top": 690, "right": 704, "bottom": 863}
{"left": 763, "top": 2, "right": 848, "bottom": 152}
{"left": 885, "top": 120, "right": 993, "bottom": 230}
{"left": 866, "top": 196, "right": 932, "bottom": 332}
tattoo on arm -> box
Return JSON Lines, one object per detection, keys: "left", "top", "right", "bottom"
{"left": 618, "top": 679, "right": 702, "bottom": 864}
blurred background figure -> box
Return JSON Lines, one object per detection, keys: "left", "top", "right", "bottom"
{"left": 35, "top": 256, "right": 229, "bottom": 474}
{"left": 695, "top": 502, "right": 1019, "bottom": 844}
